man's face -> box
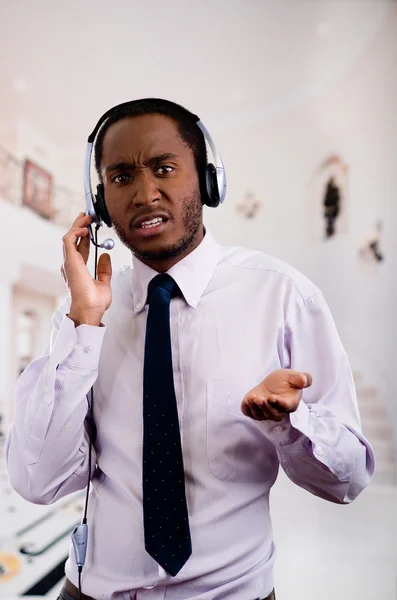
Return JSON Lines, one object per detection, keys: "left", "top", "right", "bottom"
{"left": 100, "top": 114, "right": 204, "bottom": 271}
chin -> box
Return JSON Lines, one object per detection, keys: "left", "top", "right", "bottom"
{"left": 114, "top": 216, "right": 202, "bottom": 262}
{"left": 132, "top": 233, "right": 174, "bottom": 251}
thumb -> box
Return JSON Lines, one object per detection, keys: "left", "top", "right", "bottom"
{"left": 288, "top": 371, "right": 312, "bottom": 389}
{"left": 97, "top": 253, "right": 112, "bottom": 286}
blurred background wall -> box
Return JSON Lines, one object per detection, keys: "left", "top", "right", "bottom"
{"left": 0, "top": 1, "right": 396, "bottom": 597}
{"left": 0, "top": 0, "right": 395, "bottom": 435}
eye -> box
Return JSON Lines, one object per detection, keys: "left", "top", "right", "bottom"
{"left": 155, "top": 165, "right": 174, "bottom": 176}
{"left": 111, "top": 173, "right": 132, "bottom": 184}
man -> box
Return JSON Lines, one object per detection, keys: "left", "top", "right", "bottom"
{"left": 6, "top": 99, "right": 374, "bottom": 600}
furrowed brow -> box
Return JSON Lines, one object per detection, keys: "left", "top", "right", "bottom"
{"left": 105, "top": 161, "right": 135, "bottom": 174}
{"left": 104, "top": 154, "right": 178, "bottom": 174}
{"left": 148, "top": 153, "right": 179, "bottom": 166}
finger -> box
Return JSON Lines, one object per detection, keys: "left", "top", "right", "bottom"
{"left": 77, "top": 230, "right": 91, "bottom": 264}
{"left": 241, "top": 395, "right": 266, "bottom": 419}
{"left": 268, "top": 394, "right": 291, "bottom": 413}
{"left": 251, "top": 397, "right": 282, "bottom": 421}
{"left": 72, "top": 212, "right": 92, "bottom": 226}
{"left": 69, "top": 213, "right": 93, "bottom": 237}
{"left": 63, "top": 227, "right": 90, "bottom": 263}
{"left": 97, "top": 253, "right": 112, "bottom": 285}
{"left": 241, "top": 401, "right": 255, "bottom": 419}
{"left": 255, "top": 400, "right": 285, "bottom": 422}
{"left": 63, "top": 226, "right": 90, "bottom": 247}
{"left": 265, "top": 398, "right": 288, "bottom": 421}
{"left": 244, "top": 389, "right": 272, "bottom": 414}
{"left": 269, "top": 390, "right": 302, "bottom": 413}
{"left": 287, "top": 371, "right": 312, "bottom": 389}
{"left": 64, "top": 212, "right": 91, "bottom": 249}
{"left": 248, "top": 400, "right": 268, "bottom": 420}
{"left": 60, "top": 265, "right": 67, "bottom": 284}
{"left": 242, "top": 397, "right": 284, "bottom": 422}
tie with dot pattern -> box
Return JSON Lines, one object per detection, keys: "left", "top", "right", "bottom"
{"left": 142, "top": 273, "right": 192, "bottom": 576}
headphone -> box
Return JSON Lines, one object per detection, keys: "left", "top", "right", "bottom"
{"left": 84, "top": 100, "right": 227, "bottom": 250}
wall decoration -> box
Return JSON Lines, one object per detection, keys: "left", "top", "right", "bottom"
{"left": 323, "top": 176, "right": 341, "bottom": 238}
{"left": 359, "top": 221, "right": 384, "bottom": 263}
{"left": 22, "top": 159, "right": 53, "bottom": 219}
{"left": 320, "top": 155, "right": 348, "bottom": 240}
{"left": 308, "top": 154, "right": 349, "bottom": 242}
{"left": 237, "top": 191, "right": 261, "bottom": 219}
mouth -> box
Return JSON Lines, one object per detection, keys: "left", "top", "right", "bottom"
{"left": 133, "top": 214, "right": 169, "bottom": 238}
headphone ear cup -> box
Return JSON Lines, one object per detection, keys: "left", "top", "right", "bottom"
{"left": 95, "top": 184, "right": 112, "bottom": 227}
{"left": 204, "top": 164, "right": 220, "bottom": 208}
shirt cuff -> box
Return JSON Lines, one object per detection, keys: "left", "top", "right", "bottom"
{"left": 49, "top": 315, "right": 106, "bottom": 370}
{"left": 257, "top": 399, "right": 311, "bottom": 446}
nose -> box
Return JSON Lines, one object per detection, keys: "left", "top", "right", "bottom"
{"left": 133, "top": 170, "right": 161, "bottom": 208}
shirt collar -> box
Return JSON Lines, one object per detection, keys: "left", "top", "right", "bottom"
{"left": 130, "top": 230, "right": 220, "bottom": 314}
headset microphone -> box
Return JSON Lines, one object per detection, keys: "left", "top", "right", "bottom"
{"left": 100, "top": 239, "right": 115, "bottom": 250}
{"left": 87, "top": 224, "right": 115, "bottom": 250}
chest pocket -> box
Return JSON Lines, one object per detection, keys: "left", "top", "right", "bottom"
{"left": 206, "top": 380, "right": 279, "bottom": 483}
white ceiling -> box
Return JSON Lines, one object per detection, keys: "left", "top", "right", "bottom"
{"left": 0, "top": 0, "right": 394, "bottom": 164}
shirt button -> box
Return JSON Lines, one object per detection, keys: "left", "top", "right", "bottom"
{"left": 274, "top": 425, "right": 284, "bottom": 434}
{"left": 84, "top": 345, "right": 94, "bottom": 353}
{"left": 135, "top": 302, "right": 142, "bottom": 310}
{"left": 44, "top": 393, "right": 52, "bottom": 404}
{"left": 315, "top": 445, "right": 324, "bottom": 456}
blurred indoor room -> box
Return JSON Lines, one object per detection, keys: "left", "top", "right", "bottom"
{"left": 0, "top": 1, "right": 396, "bottom": 599}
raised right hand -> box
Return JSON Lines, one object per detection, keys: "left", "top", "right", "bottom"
{"left": 61, "top": 212, "right": 112, "bottom": 326}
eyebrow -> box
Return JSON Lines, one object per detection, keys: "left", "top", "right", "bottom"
{"left": 104, "top": 153, "right": 179, "bottom": 174}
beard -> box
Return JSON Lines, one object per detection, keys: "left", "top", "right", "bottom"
{"left": 111, "top": 188, "right": 203, "bottom": 262}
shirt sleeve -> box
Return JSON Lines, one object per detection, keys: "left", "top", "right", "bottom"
{"left": 5, "top": 299, "right": 106, "bottom": 505}
{"left": 259, "top": 291, "right": 375, "bottom": 504}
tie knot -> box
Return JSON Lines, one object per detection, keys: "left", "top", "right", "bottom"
{"left": 148, "top": 273, "right": 176, "bottom": 303}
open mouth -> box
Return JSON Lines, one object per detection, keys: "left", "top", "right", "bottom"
{"left": 137, "top": 216, "right": 167, "bottom": 229}
{"left": 134, "top": 216, "right": 169, "bottom": 237}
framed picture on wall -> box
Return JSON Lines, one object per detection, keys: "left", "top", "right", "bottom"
{"left": 22, "top": 159, "right": 53, "bottom": 219}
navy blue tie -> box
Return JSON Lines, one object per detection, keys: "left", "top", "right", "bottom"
{"left": 142, "top": 273, "right": 192, "bottom": 576}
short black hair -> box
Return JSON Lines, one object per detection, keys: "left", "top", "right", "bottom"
{"left": 94, "top": 98, "right": 207, "bottom": 183}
